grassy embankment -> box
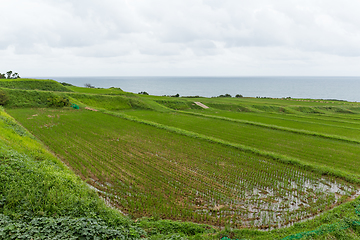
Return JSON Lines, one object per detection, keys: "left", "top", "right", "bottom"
{"left": 2, "top": 78, "right": 360, "bottom": 239}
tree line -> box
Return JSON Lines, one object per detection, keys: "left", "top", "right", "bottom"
{"left": 0, "top": 71, "right": 21, "bottom": 79}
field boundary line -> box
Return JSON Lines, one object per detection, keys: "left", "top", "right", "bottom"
{"left": 257, "top": 111, "right": 360, "bottom": 126}
{"left": 179, "top": 111, "right": 360, "bottom": 145}
{"left": 99, "top": 109, "right": 360, "bottom": 185}
{"left": 242, "top": 112, "right": 360, "bottom": 132}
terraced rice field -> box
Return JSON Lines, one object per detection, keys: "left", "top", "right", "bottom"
{"left": 124, "top": 110, "right": 360, "bottom": 176}
{"left": 184, "top": 110, "right": 360, "bottom": 140}
{"left": 8, "top": 108, "right": 359, "bottom": 229}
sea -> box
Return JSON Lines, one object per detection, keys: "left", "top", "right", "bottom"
{"left": 35, "top": 76, "right": 360, "bottom": 102}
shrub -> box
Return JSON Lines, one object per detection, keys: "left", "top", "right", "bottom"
{"left": 0, "top": 90, "right": 9, "bottom": 105}
{"left": 84, "top": 83, "right": 95, "bottom": 88}
{"left": 47, "top": 96, "right": 71, "bottom": 107}
{"left": 217, "top": 94, "right": 232, "bottom": 98}
{"left": 60, "top": 82, "right": 74, "bottom": 86}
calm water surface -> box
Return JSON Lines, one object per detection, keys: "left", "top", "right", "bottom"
{"left": 35, "top": 76, "right": 360, "bottom": 102}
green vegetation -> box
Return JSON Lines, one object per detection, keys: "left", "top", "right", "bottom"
{"left": 11, "top": 108, "right": 358, "bottom": 230}
{"left": 0, "top": 88, "right": 66, "bottom": 108}
{"left": 66, "top": 93, "right": 149, "bottom": 110}
{"left": 124, "top": 110, "right": 360, "bottom": 177}
{"left": 2, "top": 78, "right": 360, "bottom": 239}
{"left": 67, "top": 85, "right": 129, "bottom": 95}
{"left": 0, "top": 78, "right": 71, "bottom": 92}
{"left": 47, "top": 95, "right": 71, "bottom": 107}
{"left": 0, "top": 90, "right": 9, "bottom": 106}
{"left": 0, "top": 107, "right": 145, "bottom": 239}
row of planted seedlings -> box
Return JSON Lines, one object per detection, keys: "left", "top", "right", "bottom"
{"left": 106, "top": 139, "right": 355, "bottom": 228}
{"left": 289, "top": 111, "right": 360, "bottom": 126}
{"left": 23, "top": 109, "right": 131, "bottom": 186}
{"left": 73, "top": 126, "right": 232, "bottom": 225}
{"left": 117, "top": 147, "right": 218, "bottom": 222}
{"left": 19, "top": 109, "right": 359, "bottom": 229}
{"left": 193, "top": 110, "right": 360, "bottom": 141}
{"left": 128, "top": 110, "right": 360, "bottom": 175}
{"left": 14, "top": 110, "right": 320, "bottom": 225}
{"left": 44, "top": 133, "right": 352, "bottom": 227}
{"left": 187, "top": 106, "right": 360, "bottom": 131}
{"left": 173, "top": 148, "right": 357, "bottom": 228}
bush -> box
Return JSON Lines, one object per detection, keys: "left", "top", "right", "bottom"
{"left": 84, "top": 83, "right": 95, "bottom": 88}
{"left": 60, "top": 82, "right": 74, "bottom": 86}
{"left": 47, "top": 96, "right": 71, "bottom": 107}
{"left": 217, "top": 94, "right": 232, "bottom": 98}
{"left": 0, "top": 90, "right": 9, "bottom": 105}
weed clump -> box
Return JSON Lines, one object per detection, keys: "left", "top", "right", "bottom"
{"left": 0, "top": 90, "right": 9, "bottom": 105}
{"left": 47, "top": 96, "right": 70, "bottom": 107}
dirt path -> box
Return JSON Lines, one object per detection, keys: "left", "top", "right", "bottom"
{"left": 194, "top": 102, "right": 209, "bottom": 109}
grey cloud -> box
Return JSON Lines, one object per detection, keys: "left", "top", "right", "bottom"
{"left": 0, "top": 0, "right": 146, "bottom": 53}
{"left": 4, "top": 0, "right": 360, "bottom": 58}
{"left": 74, "top": 42, "right": 133, "bottom": 58}
{"left": 2, "top": 0, "right": 360, "bottom": 76}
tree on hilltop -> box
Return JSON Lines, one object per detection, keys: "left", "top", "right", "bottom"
{"left": 84, "top": 83, "right": 95, "bottom": 88}
{"left": 6, "top": 71, "right": 13, "bottom": 79}
{"left": 0, "top": 71, "right": 20, "bottom": 79}
{"left": 11, "top": 72, "right": 20, "bottom": 79}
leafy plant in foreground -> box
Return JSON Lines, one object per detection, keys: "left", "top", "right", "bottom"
{"left": 0, "top": 215, "right": 139, "bottom": 240}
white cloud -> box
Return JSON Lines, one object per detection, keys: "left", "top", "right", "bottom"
{"left": 1, "top": 0, "right": 360, "bottom": 76}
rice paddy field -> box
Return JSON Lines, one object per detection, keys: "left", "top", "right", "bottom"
{"left": 7, "top": 102, "right": 360, "bottom": 231}
{"left": 4, "top": 79, "right": 360, "bottom": 239}
{"left": 123, "top": 110, "right": 360, "bottom": 176}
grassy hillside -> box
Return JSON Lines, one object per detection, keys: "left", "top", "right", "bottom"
{"left": 66, "top": 86, "right": 128, "bottom": 95}
{"left": 3, "top": 80, "right": 360, "bottom": 239}
{"left": 0, "top": 88, "right": 68, "bottom": 108}
{"left": 66, "top": 93, "right": 151, "bottom": 110}
{"left": 0, "top": 78, "right": 71, "bottom": 92}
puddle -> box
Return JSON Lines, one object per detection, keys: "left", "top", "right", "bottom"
{"left": 192, "top": 174, "right": 359, "bottom": 228}
{"left": 87, "top": 179, "right": 126, "bottom": 215}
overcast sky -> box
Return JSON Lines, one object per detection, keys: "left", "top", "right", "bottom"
{"left": 1, "top": 0, "right": 360, "bottom": 77}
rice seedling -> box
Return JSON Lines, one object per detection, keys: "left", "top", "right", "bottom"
{"left": 8, "top": 108, "right": 359, "bottom": 229}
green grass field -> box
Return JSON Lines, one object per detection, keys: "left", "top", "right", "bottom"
{"left": 8, "top": 107, "right": 358, "bottom": 231}
{"left": 66, "top": 85, "right": 130, "bottom": 95}
{"left": 0, "top": 78, "right": 71, "bottom": 92}
{"left": 3, "top": 80, "right": 360, "bottom": 239}
{"left": 124, "top": 110, "right": 360, "bottom": 177}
